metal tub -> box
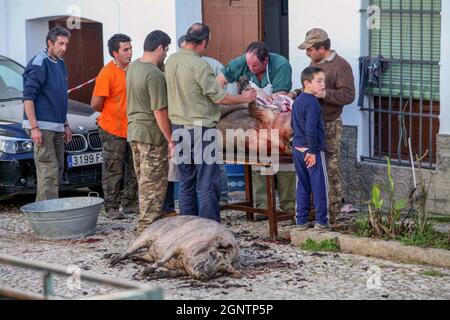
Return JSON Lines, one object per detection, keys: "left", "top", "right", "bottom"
{"left": 20, "top": 196, "right": 104, "bottom": 240}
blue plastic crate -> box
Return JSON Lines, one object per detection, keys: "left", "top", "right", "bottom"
{"left": 224, "top": 164, "right": 245, "bottom": 176}
{"left": 227, "top": 174, "right": 245, "bottom": 192}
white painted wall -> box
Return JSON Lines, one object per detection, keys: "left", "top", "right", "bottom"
{"left": 0, "top": 0, "right": 9, "bottom": 57}
{"left": 175, "top": 0, "right": 202, "bottom": 46}
{"left": 117, "top": 0, "right": 177, "bottom": 59}
{"left": 288, "top": 0, "right": 364, "bottom": 157}
{"left": 25, "top": 19, "right": 51, "bottom": 63}
{"left": 440, "top": 0, "right": 450, "bottom": 135}
{"left": 2, "top": 0, "right": 184, "bottom": 66}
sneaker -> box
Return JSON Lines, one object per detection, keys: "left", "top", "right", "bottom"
{"left": 314, "top": 223, "right": 331, "bottom": 231}
{"left": 296, "top": 223, "right": 311, "bottom": 231}
{"left": 104, "top": 209, "right": 125, "bottom": 220}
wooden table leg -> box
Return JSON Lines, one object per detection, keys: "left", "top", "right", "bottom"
{"left": 266, "top": 174, "right": 278, "bottom": 238}
{"left": 244, "top": 164, "right": 254, "bottom": 222}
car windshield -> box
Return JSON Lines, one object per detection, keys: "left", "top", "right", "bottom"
{"left": 0, "top": 57, "right": 24, "bottom": 101}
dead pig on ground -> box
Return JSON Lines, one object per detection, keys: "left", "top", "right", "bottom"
{"left": 110, "top": 216, "right": 240, "bottom": 281}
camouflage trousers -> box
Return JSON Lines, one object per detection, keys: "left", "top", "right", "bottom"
{"left": 131, "top": 141, "right": 168, "bottom": 233}
{"left": 26, "top": 129, "right": 65, "bottom": 202}
{"left": 324, "top": 117, "right": 343, "bottom": 224}
{"left": 99, "top": 128, "right": 138, "bottom": 214}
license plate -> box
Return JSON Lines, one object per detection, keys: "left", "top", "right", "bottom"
{"left": 68, "top": 152, "right": 103, "bottom": 168}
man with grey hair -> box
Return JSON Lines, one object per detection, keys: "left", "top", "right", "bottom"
{"left": 22, "top": 26, "right": 73, "bottom": 201}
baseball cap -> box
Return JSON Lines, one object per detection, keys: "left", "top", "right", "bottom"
{"left": 298, "top": 28, "right": 329, "bottom": 50}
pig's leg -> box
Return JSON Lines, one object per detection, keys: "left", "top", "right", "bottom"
{"left": 145, "top": 269, "right": 188, "bottom": 280}
{"left": 110, "top": 238, "right": 154, "bottom": 267}
{"left": 141, "top": 250, "right": 178, "bottom": 277}
{"left": 130, "top": 253, "right": 155, "bottom": 264}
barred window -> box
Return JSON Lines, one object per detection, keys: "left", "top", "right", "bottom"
{"left": 361, "top": 0, "right": 442, "bottom": 168}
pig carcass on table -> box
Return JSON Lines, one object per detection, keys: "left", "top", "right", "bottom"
{"left": 110, "top": 216, "right": 240, "bottom": 281}
{"left": 217, "top": 93, "right": 294, "bottom": 158}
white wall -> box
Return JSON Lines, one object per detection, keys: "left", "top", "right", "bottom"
{"left": 0, "top": 0, "right": 9, "bottom": 57}
{"left": 118, "top": 0, "right": 177, "bottom": 59}
{"left": 2, "top": 0, "right": 181, "bottom": 66}
{"left": 175, "top": 0, "right": 202, "bottom": 46}
{"left": 289, "top": 0, "right": 364, "bottom": 157}
{"left": 26, "top": 19, "right": 52, "bottom": 62}
{"left": 440, "top": 0, "right": 450, "bottom": 135}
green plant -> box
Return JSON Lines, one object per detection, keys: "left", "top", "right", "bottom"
{"left": 428, "top": 216, "right": 450, "bottom": 224}
{"left": 397, "top": 224, "right": 450, "bottom": 250}
{"left": 410, "top": 152, "right": 434, "bottom": 235}
{"left": 420, "top": 270, "right": 448, "bottom": 278}
{"left": 367, "top": 158, "right": 409, "bottom": 239}
{"left": 354, "top": 218, "right": 371, "bottom": 238}
{"left": 366, "top": 151, "right": 440, "bottom": 245}
{"left": 300, "top": 239, "right": 341, "bottom": 252}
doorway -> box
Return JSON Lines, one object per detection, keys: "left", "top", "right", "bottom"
{"left": 263, "top": 0, "right": 289, "bottom": 59}
{"left": 202, "top": 0, "right": 289, "bottom": 65}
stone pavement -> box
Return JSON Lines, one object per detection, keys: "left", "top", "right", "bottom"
{"left": 0, "top": 194, "right": 449, "bottom": 300}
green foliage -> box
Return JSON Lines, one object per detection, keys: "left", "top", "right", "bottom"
{"left": 397, "top": 224, "right": 450, "bottom": 250}
{"left": 367, "top": 158, "right": 410, "bottom": 239}
{"left": 365, "top": 151, "right": 441, "bottom": 241}
{"left": 371, "top": 185, "right": 384, "bottom": 210}
{"left": 354, "top": 218, "right": 371, "bottom": 238}
{"left": 300, "top": 239, "right": 341, "bottom": 253}
{"left": 420, "top": 271, "right": 448, "bottom": 278}
{"left": 428, "top": 216, "right": 450, "bottom": 224}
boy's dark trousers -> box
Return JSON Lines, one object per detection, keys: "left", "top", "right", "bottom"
{"left": 293, "top": 149, "right": 329, "bottom": 226}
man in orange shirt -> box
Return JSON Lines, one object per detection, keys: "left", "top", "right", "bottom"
{"left": 92, "top": 34, "right": 138, "bottom": 220}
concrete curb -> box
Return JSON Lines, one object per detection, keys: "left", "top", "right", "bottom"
{"left": 291, "top": 229, "right": 450, "bottom": 268}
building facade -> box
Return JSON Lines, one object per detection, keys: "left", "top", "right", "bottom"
{"left": 1, "top": 0, "right": 449, "bottom": 214}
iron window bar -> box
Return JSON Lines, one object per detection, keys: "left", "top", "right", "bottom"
{"left": 362, "top": 0, "right": 441, "bottom": 170}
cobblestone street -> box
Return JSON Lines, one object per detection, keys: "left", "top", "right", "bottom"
{"left": 1, "top": 192, "right": 449, "bottom": 300}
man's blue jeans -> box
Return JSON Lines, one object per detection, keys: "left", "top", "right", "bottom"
{"left": 172, "top": 125, "right": 221, "bottom": 222}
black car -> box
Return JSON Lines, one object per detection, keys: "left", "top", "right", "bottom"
{"left": 0, "top": 55, "right": 102, "bottom": 200}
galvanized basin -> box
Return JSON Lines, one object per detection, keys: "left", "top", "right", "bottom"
{"left": 20, "top": 197, "right": 104, "bottom": 240}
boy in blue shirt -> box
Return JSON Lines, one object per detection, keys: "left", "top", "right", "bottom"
{"left": 291, "top": 66, "right": 330, "bottom": 231}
